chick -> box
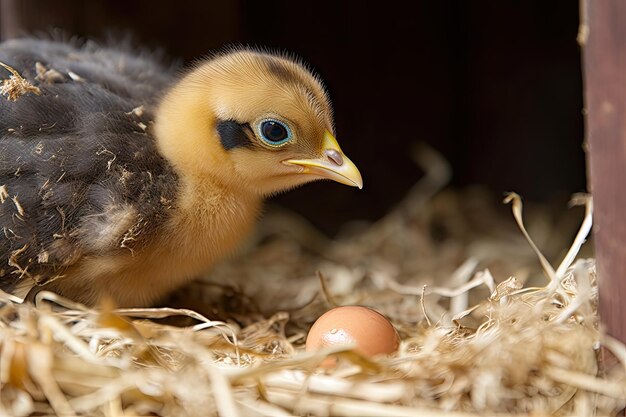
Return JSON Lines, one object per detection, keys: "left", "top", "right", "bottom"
{"left": 0, "top": 38, "right": 362, "bottom": 306}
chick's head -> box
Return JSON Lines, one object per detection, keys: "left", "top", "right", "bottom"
{"left": 154, "top": 49, "right": 362, "bottom": 197}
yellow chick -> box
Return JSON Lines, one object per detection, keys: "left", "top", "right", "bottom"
{"left": 0, "top": 39, "right": 361, "bottom": 306}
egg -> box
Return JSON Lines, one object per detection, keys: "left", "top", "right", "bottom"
{"left": 305, "top": 306, "right": 400, "bottom": 358}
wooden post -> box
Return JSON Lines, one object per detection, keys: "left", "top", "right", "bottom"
{"left": 581, "top": 0, "right": 626, "bottom": 345}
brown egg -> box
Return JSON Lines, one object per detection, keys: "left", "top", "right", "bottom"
{"left": 305, "top": 306, "right": 400, "bottom": 357}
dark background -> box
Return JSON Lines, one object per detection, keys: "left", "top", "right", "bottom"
{"left": 0, "top": 0, "right": 586, "bottom": 235}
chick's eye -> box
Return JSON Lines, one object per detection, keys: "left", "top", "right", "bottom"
{"left": 259, "top": 119, "right": 292, "bottom": 147}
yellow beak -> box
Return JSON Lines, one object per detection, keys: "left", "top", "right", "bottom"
{"left": 284, "top": 131, "right": 363, "bottom": 189}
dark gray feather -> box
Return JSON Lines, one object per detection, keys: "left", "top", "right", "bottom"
{"left": 0, "top": 38, "right": 180, "bottom": 292}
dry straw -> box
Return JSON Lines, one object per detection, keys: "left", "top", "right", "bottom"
{"left": 0, "top": 62, "right": 40, "bottom": 101}
{"left": 0, "top": 145, "right": 624, "bottom": 416}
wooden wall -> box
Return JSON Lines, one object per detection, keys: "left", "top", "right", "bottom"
{"left": 582, "top": 0, "right": 626, "bottom": 349}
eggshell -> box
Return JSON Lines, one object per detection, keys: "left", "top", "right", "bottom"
{"left": 305, "top": 306, "right": 399, "bottom": 357}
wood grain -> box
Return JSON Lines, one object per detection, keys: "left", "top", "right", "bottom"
{"left": 582, "top": 0, "right": 626, "bottom": 345}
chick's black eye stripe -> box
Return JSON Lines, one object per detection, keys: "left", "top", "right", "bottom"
{"left": 216, "top": 120, "right": 254, "bottom": 150}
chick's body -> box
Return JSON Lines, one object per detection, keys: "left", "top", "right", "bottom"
{"left": 0, "top": 38, "right": 361, "bottom": 306}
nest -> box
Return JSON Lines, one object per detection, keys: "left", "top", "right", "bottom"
{"left": 0, "top": 147, "right": 625, "bottom": 417}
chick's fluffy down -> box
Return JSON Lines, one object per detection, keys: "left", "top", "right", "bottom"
{"left": 0, "top": 38, "right": 180, "bottom": 299}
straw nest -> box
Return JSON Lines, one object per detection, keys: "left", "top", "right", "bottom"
{"left": 0, "top": 147, "right": 624, "bottom": 417}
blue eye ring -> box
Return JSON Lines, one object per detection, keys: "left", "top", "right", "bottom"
{"left": 257, "top": 118, "right": 293, "bottom": 147}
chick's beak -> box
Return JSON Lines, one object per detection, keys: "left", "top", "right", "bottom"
{"left": 284, "top": 131, "right": 363, "bottom": 189}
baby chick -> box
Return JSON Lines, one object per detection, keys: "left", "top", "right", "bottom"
{"left": 0, "top": 38, "right": 361, "bottom": 306}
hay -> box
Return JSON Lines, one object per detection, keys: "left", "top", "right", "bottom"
{"left": 0, "top": 62, "right": 40, "bottom": 101}
{"left": 1, "top": 147, "right": 624, "bottom": 416}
